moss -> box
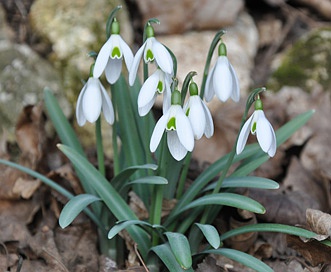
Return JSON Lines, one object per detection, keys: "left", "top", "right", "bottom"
{"left": 268, "top": 27, "right": 331, "bottom": 92}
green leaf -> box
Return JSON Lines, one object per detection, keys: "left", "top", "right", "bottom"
{"left": 205, "top": 176, "right": 279, "bottom": 191}
{"left": 59, "top": 194, "right": 101, "bottom": 228}
{"left": 111, "top": 164, "right": 157, "bottom": 185}
{"left": 151, "top": 244, "right": 194, "bottom": 272}
{"left": 127, "top": 176, "right": 168, "bottom": 186}
{"left": 57, "top": 144, "right": 151, "bottom": 258}
{"left": 108, "top": 220, "right": 165, "bottom": 239}
{"left": 195, "top": 223, "right": 220, "bottom": 249}
{"left": 220, "top": 223, "right": 319, "bottom": 242}
{"left": 176, "top": 193, "right": 265, "bottom": 217}
{"left": 202, "top": 248, "right": 273, "bottom": 272}
{"left": 165, "top": 232, "right": 192, "bottom": 269}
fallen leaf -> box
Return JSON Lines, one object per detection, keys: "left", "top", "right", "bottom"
{"left": 196, "top": 255, "right": 222, "bottom": 272}
{"left": 306, "top": 209, "right": 331, "bottom": 237}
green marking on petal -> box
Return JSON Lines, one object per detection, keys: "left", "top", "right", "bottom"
{"left": 146, "top": 49, "right": 154, "bottom": 62}
{"left": 185, "top": 107, "right": 190, "bottom": 116}
{"left": 252, "top": 121, "right": 257, "bottom": 133}
{"left": 166, "top": 117, "right": 176, "bottom": 130}
{"left": 111, "top": 47, "right": 121, "bottom": 58}
{"left": 157, "top": 80, "right": 164, "bottom": 93}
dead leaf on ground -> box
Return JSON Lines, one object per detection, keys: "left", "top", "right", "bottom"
{"left": 196, "top": 255, "right": 222, "bottom": 272}
{"left": 306, "top": 209, "right": 331, "bottom": 238}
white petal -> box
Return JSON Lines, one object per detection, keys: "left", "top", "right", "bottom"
{"left": 76, "top": 83, "right": 88, "bottom": 126}
{"left": 105, "top": 58, "right": 122, "bottom": 84}
{"left": 138, "top": 95, "right": 156, "bottom": 116}
{"left": 150, "top": 113, "right": 168, "bottom": 152}
{"left": 256, "top": 111, "right": 275, "bottom": 155}
{"left": 129, "top": 42, "right": 146, "bottom": 86}
{"left": 236, "top": 113, "right": 254, "bottom": 155}
{"left": 138, "top": 71, "right": 159, "bottom": 108}
{"left": 267, "top": 126, "right": 277, "bottom": 157}
{"left": 201, "top": 100, "right": 214, "bottom": 138}
{"left": 118, "top": 35, "right": 134, "bottom": 72}
{"left": 152, "top": 39, "right": 173, "bottom": 75}
{"left": 98, "top": 80, "right": 114, "bottom": 124}
{"left": 213, "top": 56, "right": 233, "bottom": 102}
{"left": 82, "top": 78, "right": 102, "bottom": 123}
{"left": 175, "top": 106, "right": 194, "bottom": 152}
{"left": 204, "top": 64, "right": 216, "bottom": 102}
{"left": 186, "top": 97, "right": 206, "bottom": 140}
{"left": 229, "top": 62, "right": 240, "bottom": 102}
{"left": 167, "top": 130, "right": 187, "bottom": 161}
{"left": 93, "top": 38, "right": 112, "bottom": 78}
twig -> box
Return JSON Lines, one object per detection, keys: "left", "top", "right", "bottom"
{"left": 134, "top": 243, "right": 149, "bottom": 272}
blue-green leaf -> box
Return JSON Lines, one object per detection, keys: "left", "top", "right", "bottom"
{"left": 165, "top": 232, "right": 192, "bottom": 269}
{"left": 152, "top": 244, "right": 194, "bottom": 272}
{"left": 195, "top": 223, "right": 220, "bottom": 249}
{"left": 108, "top": 220, "right": 165, "bottom": 239}
{"left": 202, "top": 248, "right": 273, "bottom": 272}
{"left": 127, "top": 176, "right": 168, "bottom": 186}
{"left": 176, "top": 193, "right": 265, "bottom": 217}
{"left": 111, "top": 164, "right": 157, "bottom": 185}
{"left": 59, "top": 194, "right": 101, "bottom": 228}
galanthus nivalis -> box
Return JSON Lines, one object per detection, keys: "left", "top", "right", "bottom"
{"left": 76, "top": 76, "right": 114, "bottom": 126}
{"left": 184, "top": 82, "right": 214, "bottom": 140}
{"left": 129, "top": 24, "right": 173, "bottom": 86}
{"left": 236, "top": 97, "right": 276, "bottom": 157}
{"left": 150, "top": 90, "right": 194, "bottom": 161}
{"left": 205, "top": 41, "right": 240, "bottom": 103}
{"left": 93, "top": 19, "right": 133, "bottom": 84}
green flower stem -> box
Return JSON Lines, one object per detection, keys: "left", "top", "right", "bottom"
{"left": 96, "top": 117, "right": 105, "bottom": 176}
{"left": 105, "top": 5, "right": 122, "bottom": 39}
{"left": 176, "top": 152, "right": 192, "bottom": 199}
{"left": 200, "top": 87, "right": 266, "bottom": 224}
{"left": 200, "top": 30, "right": 226, "bottom": 99}
{"left": 111, "top": 114, "right": 120, "bottom": 176}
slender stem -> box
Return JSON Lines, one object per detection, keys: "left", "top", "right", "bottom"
{"left": 95, "top": 117, "right": 105, "bottom": 176}
{"left": 110, "top": 87, "right": 120, "bottom": 176}
{"left": 176, "top": 152, "right": 191, "bottom": 199}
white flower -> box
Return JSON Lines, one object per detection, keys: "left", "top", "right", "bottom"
{"left": 183, "top": 83, "right": 214, "bottom": 140}
{"left": 76, "top": 77, "right": 114, "bottom": 126}
{"left": 236, "top": 109, "right": 276, "bottom": 157}
{"left": 150, "top": 102, "right": 194, "bottom": 161}
{"left": 205, "top": 42, "right": 240, "bottom": 103}
{"left": 93, "top": 20, "right": 133, "bottom": 84}
{"left": 129, "top": 25, "right": 173, "bottom": 86}
{"left": 137, "top": 68, "right": 171, "bottom": 116}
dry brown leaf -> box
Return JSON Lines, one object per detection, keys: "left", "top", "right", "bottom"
{"left": 128, "top": 191, "right": 149, "bottom": 220}
{"left": 12, "top": 177, "right": 41, "bottom": 199}
{"left": 287, "top": 234, "right": 331, "bottom": 266}
{"left": 15, "top": 103, "right": 47, "bottom": 168}
{"left": 196, "top": 256, "right": 222, "bottom": 272}
{"left": 306, "top": 209, "right": 331, "bottom": 237}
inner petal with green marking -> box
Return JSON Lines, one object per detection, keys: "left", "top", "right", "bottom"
{"left": 146, "top": 49, "right": 154, "bottom": 62}
{"left": 251, "top": 121, "right": 257, "bottom": 134}
{"left": 111, "top": 47, "right": 121, "bottom": 59}
{"left": 157, "top": 80, "right": 164, "bottom": 93}
{"left": 166, "top": 117, "right": 176, "bottom": 130}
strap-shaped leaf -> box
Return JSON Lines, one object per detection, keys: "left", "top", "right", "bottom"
{"left": 204, "top": 176, "right": 279, "bottom": 191}
{"left": 165, "top": 232, "right": 192, "bottom": 270}
{"left": 111, "top": 164, "right": 158, "bottom": 185}
{"left": 59, "top": 194, "right": 101, "bottom": 228}
{"left": 108, "top": 220, "right": 165, "bottom": 239}
{"left": 195, "top": 223, "right": 220, "bottom": 249}
{"left": 152, "top": 243, "right": 194, "bottom": 272}
{"left": 127, "top": 176, "right": 168, "bottom": 186}
{"left": 202, "top": 248, "right": 273, "bottom": 272}
{"left": 176, "top": 193, "right": 265, "bottom": 217}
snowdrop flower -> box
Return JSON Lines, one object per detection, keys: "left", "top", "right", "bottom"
{"left": 184, "top": 82, "right": 214, "bottom": 140}
{"left": 236, "top": 98, "right": 276, "bottom": 157}
{"left": 205, "top": 41, "right": 240, "bottom": 103}
{"left": 129, "top": 24, "right": 173, "bottom": 86}
{"left": 93, "top": 19, "right": 133, "bottom": 84}
{"left": 150, "top": 90, "right": 194, "bottom": 161}
{"left": 76, "top": 76, "right": 114, "bottom": 126}
{"left": 137, "top": 68, "right": 172, "bottom": 116}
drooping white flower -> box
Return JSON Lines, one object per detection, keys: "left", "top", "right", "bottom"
{"left": 183, "top": 82, "right": 214, "bottom": 140}
{"left": 236, "top": 98, "right": 276, "bottom": 157}
{"left": 93, "top": 19, "right": 133, "bottom": 84}
{"left": 137, "top": 68, "right": 171, "bottom": 116}
{"left": 76, "top": 77, "right": 114, "bottom": 126}
{"left": 205, "top": 42, "right": 240, "bottom": 103}
{"left": 150, "top": 90, "right": 194, "bottom": 161}
{"left": 129, "top": 24, "right": 173, "bottom": 86}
